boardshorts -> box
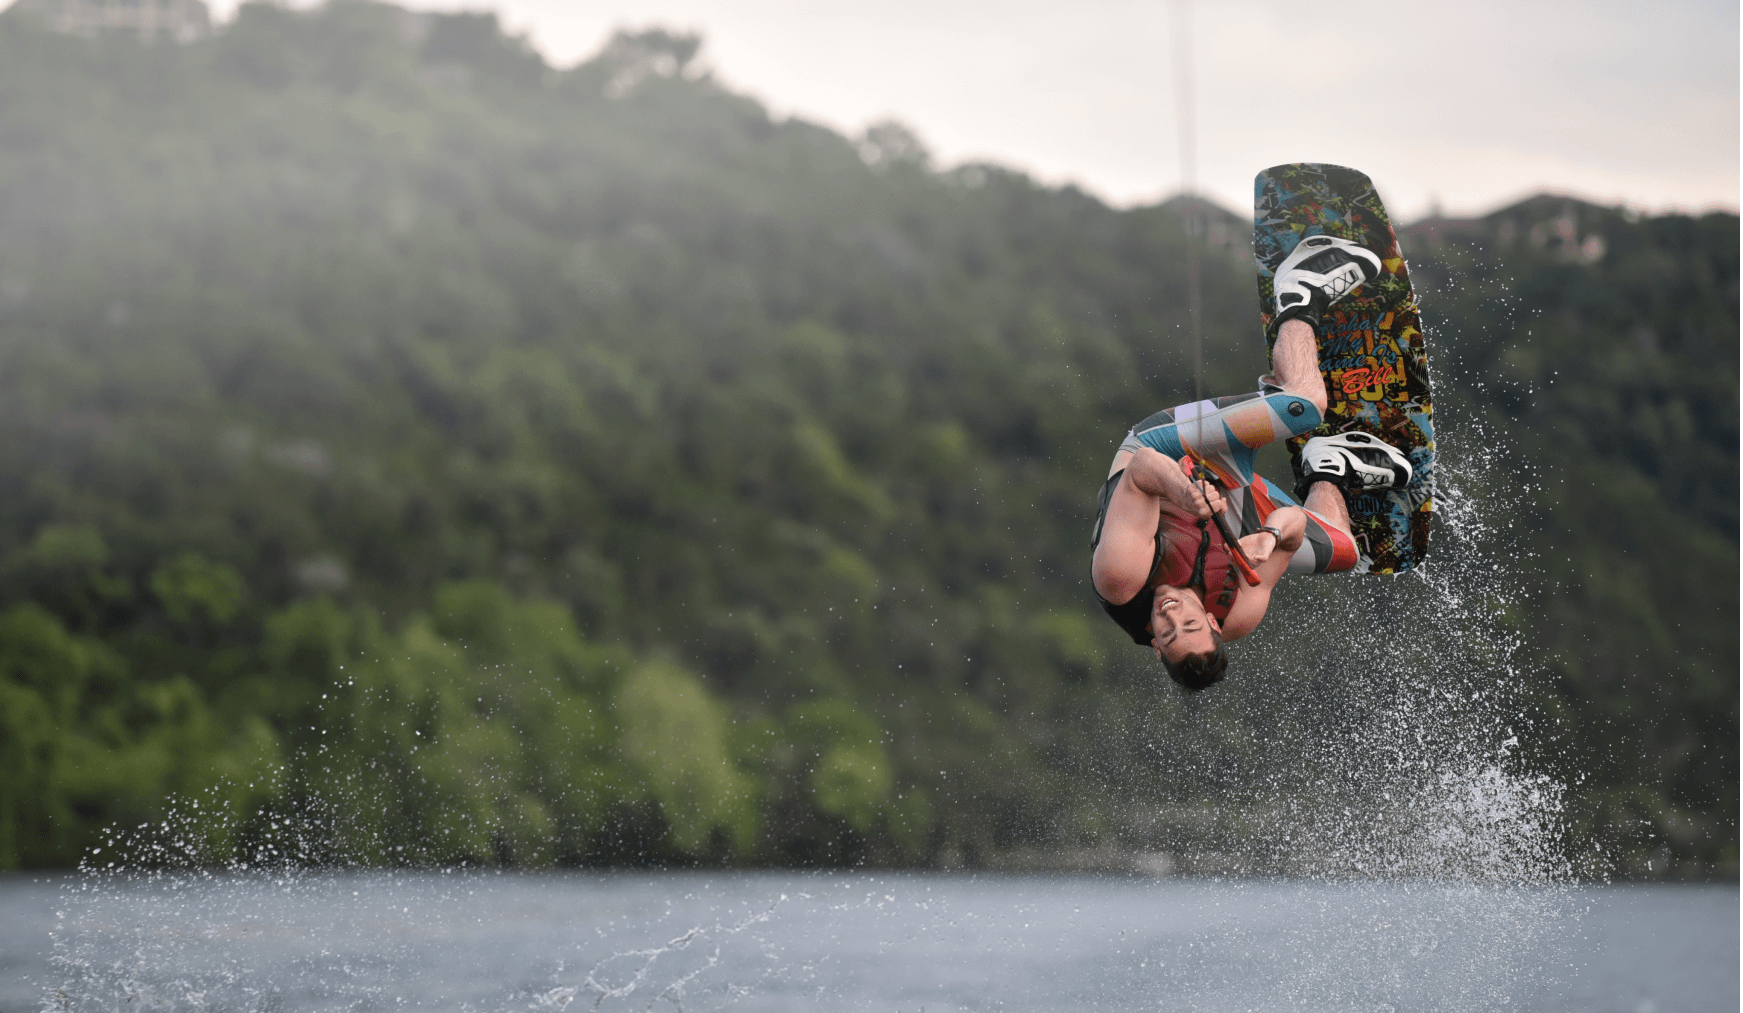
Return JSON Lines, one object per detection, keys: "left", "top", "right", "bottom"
{"left": 1095, "top": 391, "right": 1360, "bottom": 576}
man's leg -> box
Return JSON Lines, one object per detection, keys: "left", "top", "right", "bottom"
{"left": 1268, "top": 317, "right": 1361, "bottom": 550}
{"left": 1116, "top": 317, "right": 1333, "bottom": 490}
{"left": 1304, "top": 480, "right": 1355, "bottom": 541}
{"left": 1270, "top": 318, "right": 1328, "bottom": 417}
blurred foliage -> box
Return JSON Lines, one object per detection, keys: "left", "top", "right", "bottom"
{"left": 0, "top": 3, "right": 1732, "bottom": 876}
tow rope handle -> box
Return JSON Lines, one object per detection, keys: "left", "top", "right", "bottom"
{"left": 1190, "top": 461, "right": 1262, "bottom": 587}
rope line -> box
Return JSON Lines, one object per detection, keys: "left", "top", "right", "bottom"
{"left": 1171, "top": 0, "right": 1202, "bottom": 416}
{"left": 1169, "top": 3, "right": 1257, "bottom": 587}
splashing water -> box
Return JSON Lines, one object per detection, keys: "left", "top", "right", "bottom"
{"left": 1089, "top": 401, "right": 1584, "bottom": 1007}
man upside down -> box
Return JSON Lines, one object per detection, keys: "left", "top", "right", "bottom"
{"left": 1089, "top": 240, "right": 1415, "bottom": 691}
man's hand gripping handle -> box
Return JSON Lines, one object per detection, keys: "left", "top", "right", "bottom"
{"left": 1189, "top": 462, "right": 1262, "bottom": 587}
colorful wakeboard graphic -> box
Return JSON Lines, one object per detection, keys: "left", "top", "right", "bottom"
{"left": 1254, "top": 163, "right": 1434, "bottom": 574}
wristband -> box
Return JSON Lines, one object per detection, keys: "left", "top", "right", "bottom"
{"left": 1257, "top": 524, "right": 1283, "bottom": 545}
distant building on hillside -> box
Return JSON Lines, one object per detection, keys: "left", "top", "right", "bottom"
{"left": 4, "top": 0, "right": 211, "bottom": 43}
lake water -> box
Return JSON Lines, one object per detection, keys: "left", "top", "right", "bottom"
{"left": 0, "top": 871, "right": 1732, "bottom": 1012}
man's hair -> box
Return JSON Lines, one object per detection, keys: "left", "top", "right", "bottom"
{"left": 1161, "top": 631, "right": 1227, "bottom": 692}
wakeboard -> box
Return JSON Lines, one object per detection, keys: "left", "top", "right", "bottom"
{"left": 1253, "top": 163, "right": 1434, "bottom": 574}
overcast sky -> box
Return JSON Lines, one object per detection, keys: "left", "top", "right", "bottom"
{"left": 215, "top": 0, "right": 1739, "bottom": 220}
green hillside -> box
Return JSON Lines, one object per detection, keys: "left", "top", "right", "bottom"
{"left": 0, "top": 3, "right": 1732, "bottom": 876}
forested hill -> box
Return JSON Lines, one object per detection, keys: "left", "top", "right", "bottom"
{"left": 0, "top": 4, "right": 1733, "bottom": 876}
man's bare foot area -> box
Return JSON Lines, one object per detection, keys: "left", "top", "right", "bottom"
{"left": 1304, "top": 480, "right": 1354, "bottom": 538}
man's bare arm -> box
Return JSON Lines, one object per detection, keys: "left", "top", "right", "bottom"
{"left": 1124, "top": 447, "right": 1227, "bottom": 519}
{"left": 1091, "top": 448, "right": 1226, "bottom": 604}
{"left": 1220, "top": 505, "right": 1309, "bottom": 641}
{"left": 1242, "top": 505, "right": 1307, "bottom": 566}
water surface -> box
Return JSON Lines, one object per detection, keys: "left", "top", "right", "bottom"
{"left": 0, "top": 871, "right": 1732, "bottom": 1012}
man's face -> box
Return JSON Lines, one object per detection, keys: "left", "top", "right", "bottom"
{"left": 1150, "top": 587, "right": 1221, "bottom": 663}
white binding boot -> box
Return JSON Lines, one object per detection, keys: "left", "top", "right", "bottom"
{"left": 1293, "top": 432, "right": 1413, "bottom": 500}
{"left": 1271, "top": 235, "right": 1383, "bottom": 333}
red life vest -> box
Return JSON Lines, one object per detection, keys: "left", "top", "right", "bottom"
{"left": 1091, "top": 456, "right": 1249, "bottom": 646}
{"left": 1154, "top": 510, "right": 1241, "bottom": 622}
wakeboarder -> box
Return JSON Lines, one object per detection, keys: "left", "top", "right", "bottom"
{"left": 1089, "top": 232, "right": 1415, "bottom": 691}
